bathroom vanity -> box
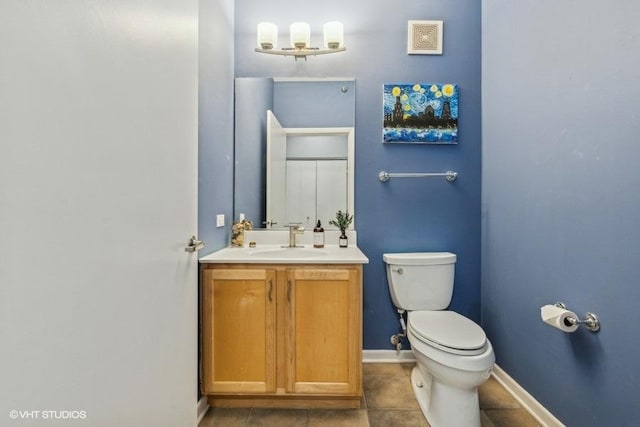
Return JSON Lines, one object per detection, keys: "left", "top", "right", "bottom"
{"left": 199, "top": 243, "right": 368, "bottom": 408}
{"left": 204, "top": 77, "right": 364, "bottom": 408}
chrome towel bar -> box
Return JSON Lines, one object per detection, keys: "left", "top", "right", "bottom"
{"left": 378, "top": 170, "right": 458, "bottom": 183}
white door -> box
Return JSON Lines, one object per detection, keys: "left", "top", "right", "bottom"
{"left": 0, "top": 2, "right": 198, "bottom": 427}
{"left": 266, "top": 110, "right": 287, "bottom": 228}
{"left": 316, "top": 160, "right": 348, "bottom": 228}
{"left": 285, "top": 160, "right": 317, "bottom": 228}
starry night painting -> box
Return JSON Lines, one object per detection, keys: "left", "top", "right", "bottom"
{"left": 383, "top": 83, "right": 458, "bottom": 144}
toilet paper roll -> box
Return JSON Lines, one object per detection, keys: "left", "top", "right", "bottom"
{"left": 540, "top": 304, "right": 579, "bottom": 333}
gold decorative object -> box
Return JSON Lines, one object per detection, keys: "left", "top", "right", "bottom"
{"left": 231, "top": 219, "right": 253, "bottom": 247}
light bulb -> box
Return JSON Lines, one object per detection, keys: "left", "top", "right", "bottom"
{"left": 257, "top": 22, "right": 277, "bottom": 50}
{"left": 290, "top": 22, "right": 311, "bottom": 49}
{"left": 323, "top": 22, "right": 343, "bottom": 49}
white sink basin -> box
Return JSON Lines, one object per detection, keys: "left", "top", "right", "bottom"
{"left": 249, "top": 247, "right": 329, "bottom": 259}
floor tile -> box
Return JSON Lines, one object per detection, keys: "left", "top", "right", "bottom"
{"left": 199, "top": 408, "right": 250, "bottom": 427}
{"left": 484, "top": 408, "right": 541, "bottom": 427}
{"left": 308, "top": 409, "right": 369, "bottom": 427}
{"left": 367, "top": 409, "right": 429, "bottom": 427}
{"left": 246, "top": 408, "right": 308, "bottom": 427}
{"left": 360, "top": 394, "right": 368, "bottom": 409}
{"left": 400, "top": 363, "right": 414, "bottom": 377}
{"left": 363, "top": 363, "right": 410, "bottom": 377}
{"left": 479, "top": 377, "right": 521, "bottom": 409}
{"left": 480, "top": 410, "right": 497, "bottom": 427}
{"left": 363, "top": 374, "right": 420, "bottom": 410}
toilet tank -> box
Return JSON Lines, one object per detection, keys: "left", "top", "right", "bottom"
{"left": 383, "top": 252, "right": 457, "bottom": 311}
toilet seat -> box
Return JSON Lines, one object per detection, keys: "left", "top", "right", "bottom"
{"left": 408, "top": 311, "right": 487, "bottom": 356}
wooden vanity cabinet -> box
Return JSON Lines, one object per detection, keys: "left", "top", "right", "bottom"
{"left": 200, "top": 263, "right": 363, "bottom": 409}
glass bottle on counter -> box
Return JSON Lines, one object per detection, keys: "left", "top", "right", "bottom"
{"left": 339, "top": 229, "right": 348, "bottom": 248}
{"left": 313, "top": 220, "right": 325, "bottom": 248}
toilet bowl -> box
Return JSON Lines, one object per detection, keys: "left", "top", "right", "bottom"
{"left": 407, "top": 311, "right": 494, "bottom": 427}
{"left": 383, "top": 252, "right": 495, "bottom": 427}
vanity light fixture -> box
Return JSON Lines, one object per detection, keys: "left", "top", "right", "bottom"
{"left": 255, "top": 21, "right": 346, "bottom": 60}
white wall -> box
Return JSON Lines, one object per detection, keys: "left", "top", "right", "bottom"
{"left": 0, "top": 2, "right": 199, "bottom": 426}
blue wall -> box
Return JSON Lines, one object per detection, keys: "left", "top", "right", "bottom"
{"left": 199, "top": 0, "right": 235, "bottom": 254}
{"left": 482, "top": 1, "right": 640, "bottom": 425}
{"left": 235, "top": 0, "right": 481, "bottom": 349}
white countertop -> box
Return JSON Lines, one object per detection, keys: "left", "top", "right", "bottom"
{"left": 199, "top": 244, "right": 369, "bottom": 264}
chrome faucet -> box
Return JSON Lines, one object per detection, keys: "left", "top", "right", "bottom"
{"left": 285, "top": 223, "right": 305, "bottom": 247}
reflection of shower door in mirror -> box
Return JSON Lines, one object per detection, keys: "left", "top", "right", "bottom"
{"left": 266, "top": 111, "right": 354, "bottom": 230}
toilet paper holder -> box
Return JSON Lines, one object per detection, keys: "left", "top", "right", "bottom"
{"left": 554, "top": 302, "right": 600, "bottom": 332}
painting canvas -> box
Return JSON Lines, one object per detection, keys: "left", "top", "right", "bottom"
{"left": 383, "top": 83, "right": 458, "bottom": 144}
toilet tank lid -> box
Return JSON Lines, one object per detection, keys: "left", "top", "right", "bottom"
{"left": 383, "top": 252, "right": 456, "bottom": 266}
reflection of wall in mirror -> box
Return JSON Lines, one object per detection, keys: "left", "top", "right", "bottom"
{"left": 234, "top": 78, "right": 273, "bottom": 228}
{"left": 234, "top": 78, "right": 355, "bottom": 228}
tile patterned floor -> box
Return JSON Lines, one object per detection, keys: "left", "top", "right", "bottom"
{"left": 199, "top": 363, "right": 542, "bottom": 427}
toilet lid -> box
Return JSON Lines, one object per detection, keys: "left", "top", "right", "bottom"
{"left": 409, "top": 311, "right": 487, "bottom": 353}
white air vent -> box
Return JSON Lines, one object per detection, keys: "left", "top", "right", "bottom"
{"left": 408, "top": 20, "right": 443, "bottom": 55}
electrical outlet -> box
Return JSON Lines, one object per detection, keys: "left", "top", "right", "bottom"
{"left": 216, "top": 214, "right": 225, "bottom": 228}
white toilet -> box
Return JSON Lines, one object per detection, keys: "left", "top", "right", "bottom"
{"left": 383, "top": 252, "right": 495, "bottom": 427}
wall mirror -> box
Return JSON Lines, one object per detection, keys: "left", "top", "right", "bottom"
{"left": 234, "top": 77, "right": 355, "bottom": 229}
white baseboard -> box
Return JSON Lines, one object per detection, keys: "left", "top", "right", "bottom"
{"left": 491, "top": 364, "right": 565, "bottom": 427}
{"left": 362, "top": 349, "right": 416, "bottom": 363}
{"left": 197, "top": 396, "right": 209, "bottom": 425}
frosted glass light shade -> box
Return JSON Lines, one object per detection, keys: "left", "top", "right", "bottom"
{"left": 323, "top": 22, "right": 344, "bottom": 49}
{"left": 290, "top": 22, "right": 311, "bottom": 48}
{"left": 257, "top": 22, "right": 278, "bottom": 49}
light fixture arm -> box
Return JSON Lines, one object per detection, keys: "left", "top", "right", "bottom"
{"left": 254, "top": 46, "right": 346, "bottom": 60}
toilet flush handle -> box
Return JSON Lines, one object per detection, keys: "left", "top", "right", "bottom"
{"left": 391, "top": 267, "right": 404, "bottom": 274}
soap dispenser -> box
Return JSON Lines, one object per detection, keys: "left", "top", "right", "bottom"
{"left": 313, "top": 220, "right": 325, "bottom": 248}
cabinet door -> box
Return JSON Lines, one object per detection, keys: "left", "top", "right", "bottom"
{"left": 202, "top": 268, "right": 276, "bottom": 394}
{"left": 285, "top": 268, "right": 362, "bottom": 395}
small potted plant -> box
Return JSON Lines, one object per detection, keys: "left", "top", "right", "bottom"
{"left": 329, "top": 210, "right": 353, "bottom": 248}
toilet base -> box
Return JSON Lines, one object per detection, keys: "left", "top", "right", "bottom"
{"left": 411, "top": 366, "right": 481, "bottom": 427}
